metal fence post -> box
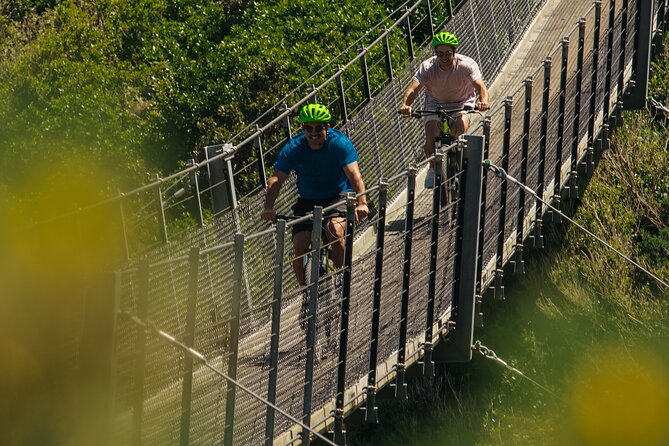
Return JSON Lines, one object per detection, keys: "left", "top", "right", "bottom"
{"left": 265, "top": 220, "right": 286, "bottom": 446}
{"left": 365, "top": 179, "right": 388, "bottom": 424}
{"left": 224, "top": 234, "right": 245, "bottom": 446}
{"left": 475, "top": 117, "right": 491, "bottom": 327}
{"left": 132, "top": 261, "right": 150, "bottom": 446}
{"left": 616, "top": 0, "right": 629, "bottom": 126}
{"left": 205, "top": 144, "right": 238, "bottom": 215}
{"left": 403, "top": 7, "right": 415, "bottom": 61}
{"left": 394, "top": 167, "right": 416, "bottom": 399}
{"left": 302, "top": 207, "right": 323, "bottom": 446}
{"left": 117, "top": 192, "right": 130, "bottom": 262}
{"left": 551, "top": 38, "right": 569, "bottom": 223}
{"left": 424, "top": 0, "right": 435, "bottom": 37}
{"left": 309, "top": 84, "right": 319, "bottom": 104}
{"left": 434, "top": 135, "right": 484, "bottom": 362}
{"left": 281, "top": 103, "right": 292, "bottom": 139}
{"left": 624, "top": 0, "right": 654, "bottom": 109}
{"left": 654, "top": 0, "right": 666, "bottom": 55}
{"left": 423, "top": 150, "right": 444, "bottom": 378}
{"left": 602, "top": 0, "right": 617, "bottom": 146}
{"left": 569, "top": 19, "right": 586, "bottom": 200}
{"left": 512, "top": 77, "right": 532, "bottom": 275}
{"left": 254, "top": 125, "right": 267, "bottom": 189}
{"left": 155, "top": 175, "right": 169, "bottom": 243}
{"left": 533, "top": 59, "right": 551, "bottom": 249}
{"left": 336, "top": 66, "right": 349, "bottom": 125}
{"left": 187, "top": 160, "right": 204, "bottom": 227}
{"left": 334, "top": 194, "right": 357, "bottom": 445}
{"left": 381, "top": 27, "right": 394, "bottom": 82}
{"left": 493, "top": 97, "right": 513, "bottom": 300}
{"left": 180, "top": 247, "right": 200, "bottom": 446}
{"left": 451, "top": 139, "right": 465, "bottom": 316}
{"left": 359, "top": 46, "right": 372, "bottom": 103}
{"left": 585, "top": 1, "right": 602, "bottom": 175}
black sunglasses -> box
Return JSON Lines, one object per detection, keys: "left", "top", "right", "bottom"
{"left": 303, "top": 124, "right": 326, "bottom": 133}
{"left": 435, "top": 50, "right": 454, "bottom": 58}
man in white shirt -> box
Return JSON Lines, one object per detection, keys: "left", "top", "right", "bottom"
{"left": 399, "top": 31, "right": 490, "bottom": 187}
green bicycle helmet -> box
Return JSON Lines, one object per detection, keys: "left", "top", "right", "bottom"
{"left": 431, "top": 31, "right": 459, "bottom": 48}
{"left": 298, "top": 103, "right": 332, "bottom": 123}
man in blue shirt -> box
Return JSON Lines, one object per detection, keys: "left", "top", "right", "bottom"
{"left": 261, "top": 103, "right": 368, "bottom": 287}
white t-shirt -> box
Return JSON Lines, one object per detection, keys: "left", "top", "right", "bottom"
{"left": 413, "top": 53, "right": 481, "bottom": 109}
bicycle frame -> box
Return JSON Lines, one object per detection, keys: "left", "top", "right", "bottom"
{"left": 406, "top": 107, "right": 482, "bottom": 220}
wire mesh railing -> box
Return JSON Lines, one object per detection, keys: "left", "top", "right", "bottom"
{"left": 47, "top": 0, "right": 669, "bottom": 445}
{"left": 45, "top": 0, "right": 549, "bottom": 268}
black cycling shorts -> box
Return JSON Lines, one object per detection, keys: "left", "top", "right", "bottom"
{"left": 291, "top": 196, "right": 347, "bottom": 236}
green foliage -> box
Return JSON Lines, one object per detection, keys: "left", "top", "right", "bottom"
{"left": 637, "top": 227, "right": 669, "bottom": 266}
{"left": 0, "top": 0, "right": 401, "bottom": 192}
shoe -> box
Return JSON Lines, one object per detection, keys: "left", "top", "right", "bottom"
{"left": 424, "top": 168, "right": 435, "bottom": 188}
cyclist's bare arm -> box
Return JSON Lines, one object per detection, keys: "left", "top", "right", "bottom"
{"left": 261, "top": 169, "right": 289, "bottom": 222}
{"left": 343, "top": 161, "right": 369, "bottom": 223}
{"left": 400, "top": 78, "right": 422, "bottom": 116}
{"left": 473, "top": 78, "right": 490, "bottom": 111}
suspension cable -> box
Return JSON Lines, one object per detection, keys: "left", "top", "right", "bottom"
{"left": 483, "top": 160, "right": 669, "bottom": 291}
{"left": 648, "top": 96, "right": 669, "bottom": 114}
{"left": 120, "top": 311, "right": 338, "bottom": 446}
{"left": 472, "top": 340, "right": 559, "bottom": 400}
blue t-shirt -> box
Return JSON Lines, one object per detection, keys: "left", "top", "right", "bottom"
{"left": 274, "top": 128, "right": 359, "bottom": 199}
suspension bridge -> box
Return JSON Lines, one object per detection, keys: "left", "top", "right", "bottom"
{"left": 45, "top": 0, "right": 667, "bottom": 445}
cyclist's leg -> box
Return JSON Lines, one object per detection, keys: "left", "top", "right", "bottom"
{"left": 423, "top": 97, "right": 442, "bottom": 159}
{"left": 325, "top": 214, "right": 346, "bottom": 269}
{"left": 451, "top": 111, "right": 471, "bottom": 138}
{"left": 423, "top": 119, "right": 440, "bottom": 159}
{"left": 291, "top": 197, "right": 316, "bottom": 287}
{"left": 292, "top": 231, "right": 310, "bottom": 286}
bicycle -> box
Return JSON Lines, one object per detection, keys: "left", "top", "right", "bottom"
{"left": 407, "top": 106, "right": 483, "bottom": 221}
{"left": 276, "top": 209, "right": 345, "bottom": 361}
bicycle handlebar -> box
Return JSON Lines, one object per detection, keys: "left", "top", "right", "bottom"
{"left": 405, "top": 108, "right": 482, "bottom": 119}
{"left": 275, "top": 210, "right": 347, "bottom": 221}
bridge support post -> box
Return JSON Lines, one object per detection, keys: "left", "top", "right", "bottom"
{"left": 474, "top": 118, "right": 492, "bottom": 327}
{"left": 179, "top": 248, "right": 200, "bottom": 446}
{"left": 585, "top": 1, "right": 602, "bottom": 175}
{"left": 265, "top": 220, "right": 287, "bottom": 446}
{"left": 549, "top": 38, "right": 569, "bottom": 224}
{"left": 332, "top": 194, "right": 357, "bottom": 445}
{"left": 424, "top": 0, "right": 434, "bottom": 38}
{"left": 624, "top": 0, "right": 654, "bottom": 109}
{"left": 568, "top": 19, "right": 586, "bottom": 200}
{"left": 253, "top": 124, "right": 267, "bottom": 189}
{"left": 533, "top": 59, "right": 551, "bottom": 249}
{"left": 392, "top": 167, "right": 416, "bottom": 399}
{"left": 204, "top": 144, "right": 238, "bottom": 214}
{"left": 301, "top": 208, "right": 324, "bottom": 446}
{"left": 403, "top": 7, "right": 415, "bottom": 61}
{"left": 433, "top": 135, "right": 484, "bottom": 363}
{"left": 364, "top": 180, "right": 388, "bottom": 424}
{"left": 224, "top": 234, "right": 245, "bottom": 446}
{"left": 615, "top": 0, "right": 629, "bottom": 127}
{"left": 512, "top": 78, "right": 532, "bottom": 275}
{"left": 492, "top": 97, "right": 513, "bottom": 300}
{"left": 335, "top": 66, "right": 349, "bottom": 124}
{"left": 422, "top": 150, "right": 444, "bottom": 378}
